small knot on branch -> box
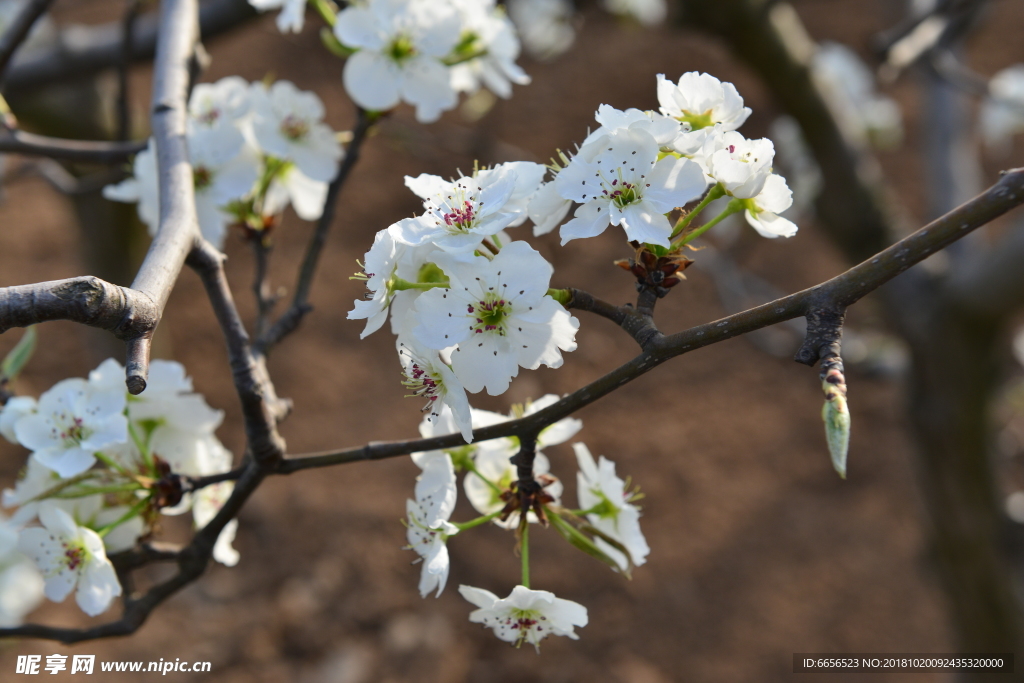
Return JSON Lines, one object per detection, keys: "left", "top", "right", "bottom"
{"left": 502, "top": 435, "right": 553, "bottom": 525}
{"left": 794, "top": 306, "right": 846, "bottom": 366}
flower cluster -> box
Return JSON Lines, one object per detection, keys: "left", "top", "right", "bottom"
{"left": 403, "top": 403, "right": 646, "bottom": 650}
{"left": 250, "top": 0, "right": 530, "bottom": 123}
{"left": 0, "top": 358, "right": 237, "bottom": 618}
{"left": 105, "top": 77, "right": 344, "bottom": 248}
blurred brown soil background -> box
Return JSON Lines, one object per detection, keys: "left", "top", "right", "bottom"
{"left": 1, "top": 0, "right": 1024, "bottom": 680}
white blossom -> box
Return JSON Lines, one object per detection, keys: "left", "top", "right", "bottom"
{"left": 335, "top": 0, "right": 462, "bottom": 123}
{"left": 657, "top": 72, "right": 751, "bottom": 155}
{"left": 505, "top": 0, "right": 575, "bottom": 61}
{"left": 527, "top": 180, "right": 572, "bottom": 236}
{"left": 574, "top": 442, "right": 649, "bottom": 571}
{"left": 348, "top": 225, "right": 444, "bottom": 338}
{"left": 582, "top": 104, "right": 682, "bottom": 150}
{"left": 17, "top": 505, "right": 121, "bottom": 616}
{"left": 187, "top": 76, "right": 251, "bottom": 160}
{"left": 980, "top": 64, "right": 1024, "bottom": 151}
{"left": 412, "top": 241, "right": 579, "bottom": 396}
{"left": 192, "top": 481, "right": 240, "bottom": 567}
{"left": 458, "top": 584, "right": 587, "bottom": 650}
{"left": 0, "top": 396, "right": 36, "bottom": 444}
{"left": 554, "top": 127, "right": 706, "bottom": 246}
{"left": 13, "top": 378, "right": 127, "bottom": 478}
{"left": 249, "top": 81, "right": 343, "bottom": 183}
{"left": 397, "top": 331, "right": 473, "bottom": 443}
{"left": 0, "top": 513, "right": 43, "bottom": 627}
{"left": 742, "top": 173, "right": 798, "bottom": 238}
{"left": 247, "top": 0, "right": 307, "bottom": 33}
{"left": 264, "top": 165, "right": 330, "bottom": 220}
{"left": 699, "top": 130, "right": 775, "bottom": 199}
{"left": 448, "top": 0, "right": 530, "bottom": 99}
{"left": 406, "top": 447, "right": 459, "bottom": 596}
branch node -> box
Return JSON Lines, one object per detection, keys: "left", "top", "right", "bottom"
{"left": 794, "top": 306, "right": 846, "bottom": 366}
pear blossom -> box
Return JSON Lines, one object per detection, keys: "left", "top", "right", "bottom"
{"left": 603, "top": 0, "right": 666, "bottom": 26}
{"left": 192, "top": 481, "right": 240, "bottom": 567}
{"left": 411, "top": 241, "right": 579, "bottom": 395}
{"left": 406, "top": 499, "right": 459, "bottom": 597}
{"left": 103, "top": 139, "right": 260, "bottom": 248}
{"left": 398, "top": 166, "right": 520, "bottom": 252}
{"left": 348, "top": 225, "right": 444, "bottom": 338}
{"left": 0, "top": 396, "right": 36, "bottom": 443}
{"left": 980, "top": 64, "right": 1024, "bottom": 151}
{"left": 264, "top": 165, "right": 330, "bottom": 220}
{"left": 448, "top": 0, "right": 531, "bottom": 99}
{"left": 582, "top": 104, "right": 682, "bottom": 149}
{"left": 247, "top": 0, "right": 307, "bottom": 33}
{"left": 13, "top": 378, "right": 127, "bottom": 478}
{"left": 554, "top": 127, "right": 706, "bottom": 247}
{"left": 527, "top": 180, "right": 572, "bottom": 236}
{"left": 505, "top": 0, "right": 575, "bottom": 61}
{"left": 249, "top": 81, "right": 343, "bottom": 183}
{"left": 700, "top": 131, "right": 775, "bottom": 199}
{"left": 335, "top": 0, "right": 462, "bottom": 123}
{"left": 657, "top": 72, "right": 751, "bottom": 154}
{"left": 187, "top": 76, "right": 251, "bottom": 159}
{"left": 476, "top": 161, "right": 547, "bottom": 227}
{"left": 574, "top": 443, "right": 649, "bottom": 571}
{"left": 397, "top": 333, "right": 474, "bottom": 443}
{"left": 742, "top": 174, "right": 798, "bottom": 238}
{"left": 17, "top": 505, "right": 121, "bottom": 616}
{"left": 459, "top": 584, "right": 587, "bottom": 650}
{"left": 0, "top": 556, "right": 44, "bottom": 627}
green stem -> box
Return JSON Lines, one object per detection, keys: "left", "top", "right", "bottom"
{"left": 127, "top": 421, "right": 152, "bottom": 470}
{"left": 443, "top": 48, "right": 488, "bottom": 67}
{"left": 51, "top": 483, "right": 144, "bottom": 499}
{"left": 671, "top": 183, "right": 725, "bottom": 238}
{"left": 23, "top": 472, "right": 96, "bottom": 505}
{"left": 465, "top": 461, "right": 504, "bottom": 496}
{"left": 453, "top": 509, "right": 503, "bottom": 531}
{"left": 520, "top": 519, "right": 530, "bottom": 588}
{"left": 673, "top": 199, "right": 744, "bottom": 247}
{"left": 94, "top": 451, "right": 134, "bottom": 478}
{"left": 95, "top": 495, "right": 150, "bottom": 538}
{"left": 308, "top": 0, "right": 338, "bottom": 26}
{"left": 546, "top": 288, "right": 572, "bottom": 306}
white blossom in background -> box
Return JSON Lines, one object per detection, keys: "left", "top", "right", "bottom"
{"left": 412, "top": 241, "right": 579, "bottom": 395}
{"left": 247, "top": 0, "right": 307, "bottom": 33}
{"left": 657, "top": 72, "right": 751, "bottom": 154}
{"left": 0, "top": 513, "right": 43, "bottom": 627}
{"left": 505, "top": 0, "right": 575, "bottom": 62}
{"left": 603, "top": 0, "right": 666, "bottom": 26}
{"left": 187, "top": 76, "right": 251, "bottom": 159}
{"left": 348, "top": 225, "right": 445, "bottom": 338}
{"left": 335, "top": 0, "right": 462, "bottom": 123}
{"left": 458, "top": 584, "right": 587, "bottom": 651}
{"left": 742, "top": 173, "right": 798, "bottom": 238}
{"left": 12, "top": 378, "right": 127, "bottom": 478}
{"left": 249, "top": 81, "right": 343, "bottom": 183}
{"left": 103, "top": 140, "right": 260, "bottom": 249}
{"left": 980, "top": 64, "right": 1024, "bottom": 151}
{"left": 264, "top": 165, "right": 330, "bottom": 221}
{"left": 699, "top": 131, "right": 775, "bottom": 199}
{"left": 811, "top": 42, "right": 902, "bottom": 149}
{"left": 17, "top": 505, "right": 121, "bottom": 617}
{"left": 574, "top": 443, "right": 649, "bottom": 571}
{"left": 554, "top": 127, "right": 706, "bottom": 246}
{"left": 406, "top": 448, "right": 459, "bottom": 596}
{"left": 193, "top": 481, "right": 240, "bottom": 567}
{"left": 448, "top": 0, "right": 531, "bottom": 99}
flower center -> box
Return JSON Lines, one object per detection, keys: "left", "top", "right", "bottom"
{"left": 55, "top": 416, "right": 93, "bottom": 447}
{"left": 600, "top": 173, "right": 641, "bottom": 209}
{"left": 470, "top": 296, "right": 511, "bottom": 334}
{"left": 62, "top": 542, "right": 86, "bottom": 572}
{"left": 197, "top": 107, "right": 220, "bottom": 126}
{"left": 279, "top": 114, "right": 309, "bottom": 141}
{"left": 442, "top": 200, "right": 476, "bottom": 231}
{"left": 388, "top": 35, "right": 417, "bottom": 63}
{"left": 506, "top": 608, "right": 549, "bottom": 644}
{"left": 402, "top": 360, "right": 444, "bottom": 411}
{"left": 677, "top": 109, "right": 715, "bottom": 130}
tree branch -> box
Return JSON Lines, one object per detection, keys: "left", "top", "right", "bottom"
{"left": 0, "top": 129, "right": 145, "bottom": 163}
{"left": 256, "top": 109, "right": 374, "bottom": 355}
{"left": 276, "top": 168, "right": 1024, "bottom": 473}
{"left": 0, "top": 0, "right": 54, "bottom": 82}
{"left": 3, "top": 0, "right": 256, "bottom": 94}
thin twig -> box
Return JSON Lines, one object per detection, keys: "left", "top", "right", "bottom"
{"left": 256, "top": 109, "right": 374, "bottom": 355}
{"left": 0, "top": 130, "right": 145, "bottom": 163}
{"left": 0, "top": 0, "right": 54, "bottom": 83}
{"left": 117, "top": 0, "right": 143, "bottom": 142}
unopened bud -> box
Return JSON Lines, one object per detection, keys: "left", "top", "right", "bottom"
{"left": 820, "top": 359, "right": 850, "bottom": 478}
